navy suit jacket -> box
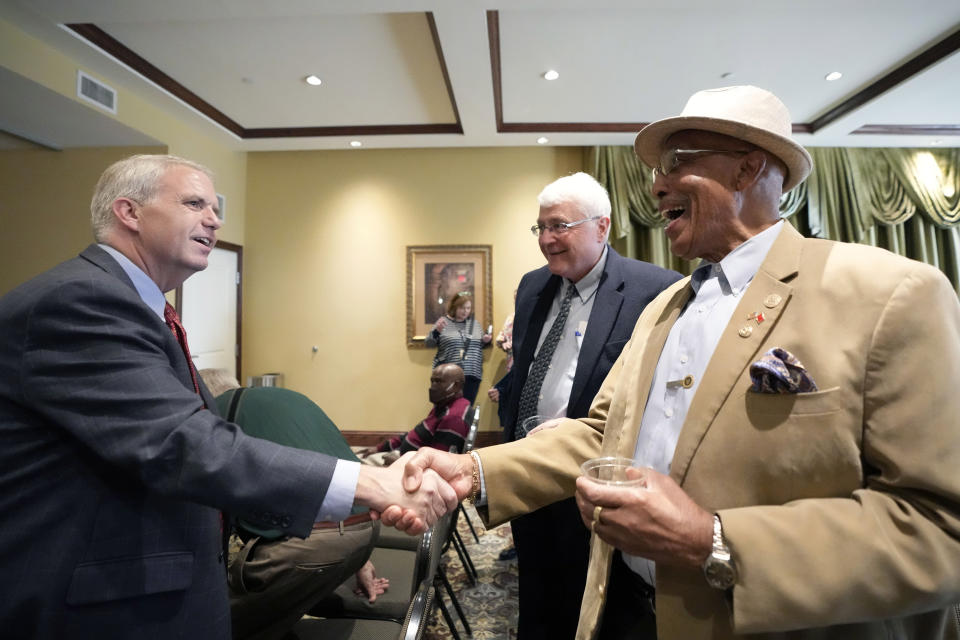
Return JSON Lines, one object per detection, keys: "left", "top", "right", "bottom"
{"left": 0, "top": 245, "right": 338, "bottom": 639}
{"left": 502, "top": 247, "right": 681, "bottom": 441}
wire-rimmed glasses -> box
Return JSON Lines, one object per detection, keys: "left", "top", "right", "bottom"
{"left": 651, "top": 148, "right": 751, "bottom": 179}
{"left": 530, "top": 216, "right": 601, "bottom": 237}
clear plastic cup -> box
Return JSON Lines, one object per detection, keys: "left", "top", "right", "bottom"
{"left": 519, "top": 414, "right": 549, "bottom": 437}
{"left": 580, "top": 456, "right": 646, "bottom": 486}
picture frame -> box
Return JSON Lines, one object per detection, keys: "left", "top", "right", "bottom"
{"left": 216, "top": 193, "right": 226, "bottom": 222}
{"left": 406, "top": 244, "right": 492, "bottom": 347}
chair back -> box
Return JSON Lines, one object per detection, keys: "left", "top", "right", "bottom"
{"left": 463, "top": 404, "right": 481, "bottom": 453}
{"left": 411, "top": 510, "right": 452, "bottom": 589}
{"left": 424, "top": 511, "right": 453, "bottom": 581}
{"left": 399, "top": 582, "right": 435, "bottom": 640}
{"left": 411, "top": 523, "right": 434, "bottom": 593}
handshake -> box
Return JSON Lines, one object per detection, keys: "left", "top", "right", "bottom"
{"left": 355, "top": 449, "right": 475, "bottom": 535}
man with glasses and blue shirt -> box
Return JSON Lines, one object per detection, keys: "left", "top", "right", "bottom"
{"left": 398, "top": 87, "right": 960, "bottom": 639}
{"left": 501, "top": 172, "right": 680, "bottom": 640}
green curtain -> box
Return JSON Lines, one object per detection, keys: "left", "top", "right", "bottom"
{"left": 587, "top": 146, "right": 960, "bottom": 292}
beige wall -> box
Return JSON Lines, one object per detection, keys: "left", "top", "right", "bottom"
{"left": 0, "top": 146, "right": 164, "bottom": 294}
{"left": 0, "top": 18, "right": 247, "bottom": 247}
{"left": 2, "top": 17, "right": 588, "bottom": 432}
{"left": 244, "top": 147, "right": 584, "bottom": 431}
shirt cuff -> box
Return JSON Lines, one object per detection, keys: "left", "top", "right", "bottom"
{"left": 317, "top": 460, "right": 360, "bottom": 522}
{"left": 476, "top": 453, "right": 488, "bottom": 506}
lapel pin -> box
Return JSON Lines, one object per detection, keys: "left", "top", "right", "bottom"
{"left": 747, "top": 311, "right": 765, "bottom": 324}
{"left": 666, "top": 374, "right": 695, "bottom": 389}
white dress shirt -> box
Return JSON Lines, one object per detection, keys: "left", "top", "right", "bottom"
{"left": 530, "top": 246, "right": 608, "bottom": 420}
{"left": 623, "top": 221, "right": 784, "bottom": 583}
{"left": 477, "top": 246, "right": 609, "bottom": 501}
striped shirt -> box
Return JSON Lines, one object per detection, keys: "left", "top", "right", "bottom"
{"left": 426, "top": 317, "right": 485, "bottom": 379}
{"left": 377, "top": 396, "right": 471, "bottom": 454}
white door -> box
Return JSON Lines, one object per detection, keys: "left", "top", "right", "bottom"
{"left": 180, "top": 243, "right": 241, "bottom": 380}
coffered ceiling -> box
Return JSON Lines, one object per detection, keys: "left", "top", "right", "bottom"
{"left": 1, "top": 0, "right": 958, "bottom": 152}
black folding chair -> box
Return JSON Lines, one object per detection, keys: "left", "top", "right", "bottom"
{"left": 443, "top": 403, "right": 480, "bottom": 588}
{"left": 289, "top": 581, "right": 436, "bottom": 640}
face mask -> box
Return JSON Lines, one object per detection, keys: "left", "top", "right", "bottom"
{"left": 429, "top": 381, "right": 456, "bottom": 404}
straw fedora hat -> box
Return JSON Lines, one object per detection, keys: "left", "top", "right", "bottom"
{"left": 634, "top": 85, "right": 813, "bottom": 192}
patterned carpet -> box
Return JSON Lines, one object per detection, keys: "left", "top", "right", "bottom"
{"left": 426, "top": 505, "right": 519, "bottom": 640}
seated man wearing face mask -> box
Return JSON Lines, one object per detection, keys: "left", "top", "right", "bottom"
{"left": 372, "top": 364, "right": 471, "bottom": 456}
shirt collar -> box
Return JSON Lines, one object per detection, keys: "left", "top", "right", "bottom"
{"left": 98, "top": 244, "right": 167, "bottom": 319}
{"left": 568, "top": 245, "right": 608, "bottom": 301}
{"left": 691, "top": 220, "right": 783, "bottom": 296}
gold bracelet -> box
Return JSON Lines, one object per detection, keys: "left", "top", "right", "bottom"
{"left": 468, "top": 450, "right": 482, "bottom": 504}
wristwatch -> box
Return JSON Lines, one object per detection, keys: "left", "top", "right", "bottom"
{"left": 703, "top": 514, "right": 737, "bottom": 589}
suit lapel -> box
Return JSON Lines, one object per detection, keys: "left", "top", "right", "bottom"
{"left": 670, "top": 224, "right": 803, "bottom": 483}
{"left": 507, "top": 272, "right": 559, "bottom": 438}
{"left": 613, "top": 282, "right": 693, "bottom": 458}
{"left": 80, "top": 244, "right": 137, "bottom": 292}
{"left": 578, "top": 278, "right": 692, "bottom": 640}
{"left": 81, "top": 245, "right": 208, "bottom": 403}
{"left": 569, "top": 253, "right": 622, "bottom": 414}
{"left": 515, "top": 273, "right": 559, "bottom": 375}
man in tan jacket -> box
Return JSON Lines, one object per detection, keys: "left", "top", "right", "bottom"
{"left": 388, "top": 86, "right": 960, "bottom": 639}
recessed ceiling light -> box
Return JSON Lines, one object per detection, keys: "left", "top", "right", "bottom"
{"left": 543, "top": 70, "right": 559, "bottom": 81}
{"left": 350, "top": 141, "right": 362, "bottom": 148}
{"left": 305, "top": 75, "right": 322, "bottom": 86}
{"left": 537, "top": 137, "right": 549, "bottom": 145}
{"left": 824, "top": 71, "right": 843, "bottom": 82}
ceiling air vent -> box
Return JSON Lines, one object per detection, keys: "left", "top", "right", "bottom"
{"left": 76, "top": 70, "right": 117, "bottom": 114}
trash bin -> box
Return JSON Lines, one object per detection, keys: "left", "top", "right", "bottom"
{"left": 248, "top": 373, "right": 284, "bottom": 388}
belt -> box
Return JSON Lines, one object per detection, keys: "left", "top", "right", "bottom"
{"left": 312, "top": 511, "right": 374, "bottom": 531}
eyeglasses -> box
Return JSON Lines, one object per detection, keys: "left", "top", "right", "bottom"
{"left": 530, "top": 216, "right": 601, "bottom": 237}
{"left": 652, "top": 148, "right": 751, "bottom": 179}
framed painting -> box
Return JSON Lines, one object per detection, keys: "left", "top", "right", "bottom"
{"left": 406, "top": 245, "right": 492, "bottom": 347}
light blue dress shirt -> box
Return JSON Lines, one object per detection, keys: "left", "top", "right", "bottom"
{"left": 622, "top": 221, "right": 784, "bottom": 583}
{"left": 98, "top": 244, "right": 358, "bottom": 522}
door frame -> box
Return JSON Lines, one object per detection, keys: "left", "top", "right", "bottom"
{"left": 174, "top": 239, "right": 243, "bottom": 377}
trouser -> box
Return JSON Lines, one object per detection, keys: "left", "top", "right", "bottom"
{"left": 511, "top": 497, "right": 591, "bottom": 640}
{"left": 228, "top": 519, "right": 380, "bottom": 640}
{"left": 463, "top": 375, "right": 481, "bottom": 404}
{"left": 597, "top": 552, "right": 657, "bottom": 640}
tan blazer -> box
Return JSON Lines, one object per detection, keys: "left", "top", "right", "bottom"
{"left": 481, "top": 224, "right": 960, "bottom": 639}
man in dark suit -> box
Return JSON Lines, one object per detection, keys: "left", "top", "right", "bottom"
{"left": 0, "top": 154, "right": 455, "bottom": 639}
{"left": 501, "top": 172, "right": 681, "bottom": 640}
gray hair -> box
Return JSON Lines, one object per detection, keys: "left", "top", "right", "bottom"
{"left": 90, "top": 154, "right": 213, "bottom": 242}
{"left": 537, "top": 172, "right": 611, "bottom": 240}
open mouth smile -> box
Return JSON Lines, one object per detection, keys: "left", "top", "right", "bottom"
{"left": 663, "top": 207, "right": 685, "bottom": 221}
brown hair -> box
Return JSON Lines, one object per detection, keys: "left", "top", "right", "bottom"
{"left": 446, "top": 291, "right": 473, "bottom": 317}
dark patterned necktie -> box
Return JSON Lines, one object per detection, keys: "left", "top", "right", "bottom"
{"left": 515, "top": 282, "right": 577, "bottom": 435}
{"left": 164, "top": 302, "right": 201, "bottom": 395}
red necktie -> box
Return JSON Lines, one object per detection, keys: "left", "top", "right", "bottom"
{"left": 164, "top": 302, "right": 201, "bottom": 395}
{"left": 165, "top": 302, "right": 224, "bottom": 556}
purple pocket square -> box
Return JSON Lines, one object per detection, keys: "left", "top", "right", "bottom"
{"left": 749, "top": 348, "right": 818, "bottom": 394}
